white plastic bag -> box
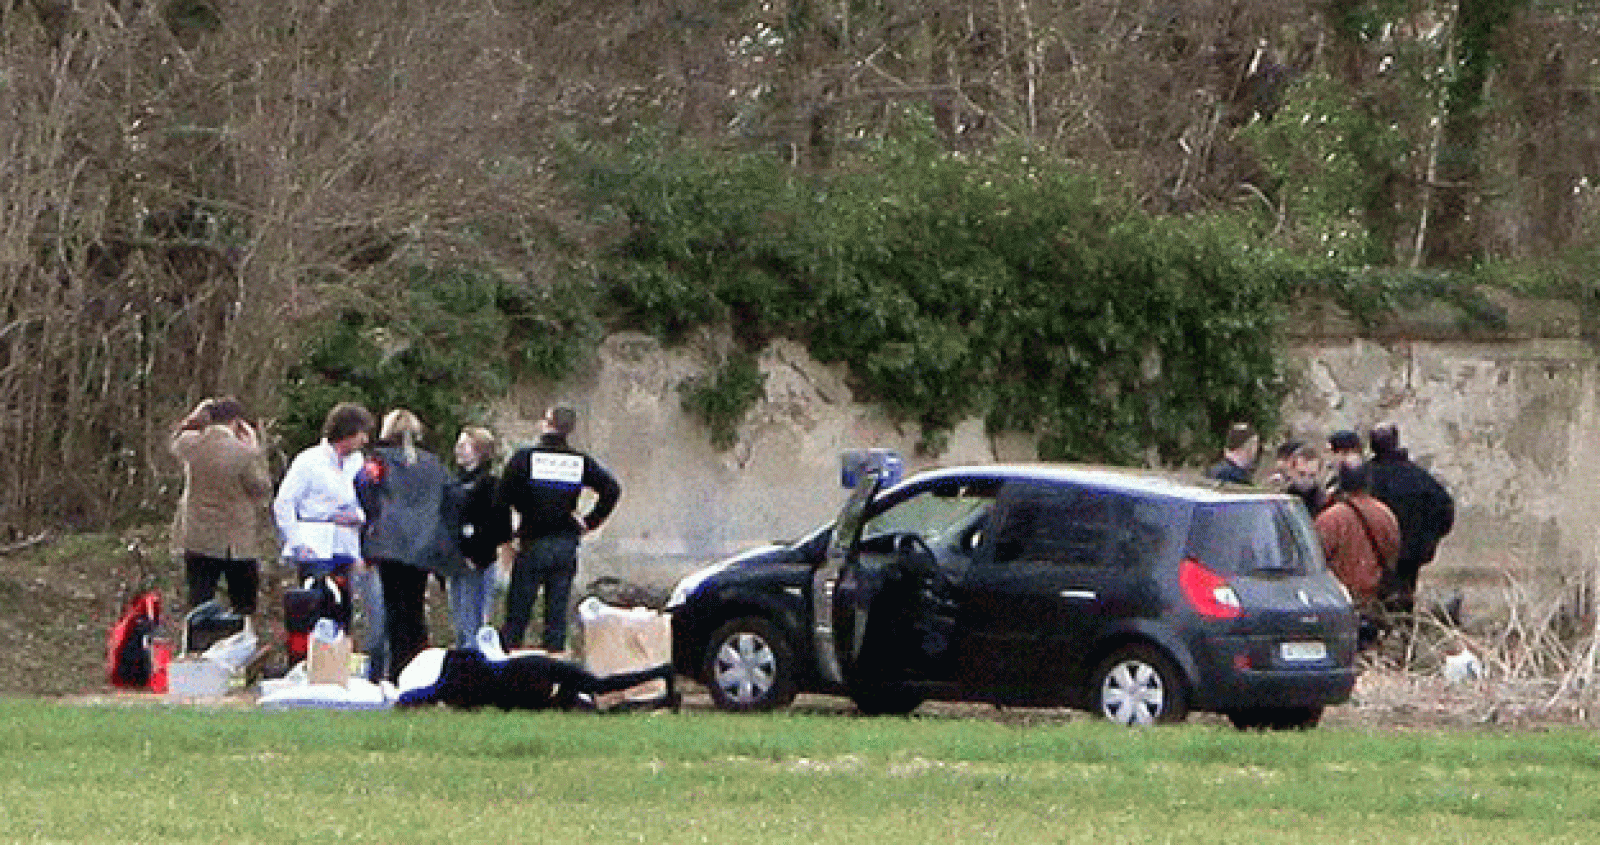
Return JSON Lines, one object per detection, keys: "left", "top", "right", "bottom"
{"left": 258, "top": 677, "right": 394, "bottom": 711}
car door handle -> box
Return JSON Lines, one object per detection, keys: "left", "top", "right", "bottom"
{"left": 1058, "top": 589, "right": 1097, "bottom": 601}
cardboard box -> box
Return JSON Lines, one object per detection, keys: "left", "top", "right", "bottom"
{"left": 577, "top": 598, "right": 672, "bottom": 709}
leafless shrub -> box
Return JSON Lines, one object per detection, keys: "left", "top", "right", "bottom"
{"left": 1355, "top": 566, "right": 1600, "bottom": 726}
{"left": 0, "top": 1, "right": 566, "bottom": 533}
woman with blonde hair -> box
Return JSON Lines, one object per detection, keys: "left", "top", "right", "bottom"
{"left": 447, "top": 426, "right": 512, "bottom": 647}
{"left": 356, "top": 409, "right": 463, "bottom": 682}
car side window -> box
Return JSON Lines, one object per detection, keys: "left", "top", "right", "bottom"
{"left": 1106, "top": 497, "right": 1181, "bottom": 569}
{"left": 993, "top": 482, "right": 1122, "bottom": 567}
{"left": 864, "top": 483, "right": 995, "bottom": 553}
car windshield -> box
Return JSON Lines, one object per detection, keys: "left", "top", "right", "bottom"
{"left": 1187, "top": 499, "right": 1324, "bottom": 575}
{"left": 863, "top": 485, "right": 996, "bottom": 549}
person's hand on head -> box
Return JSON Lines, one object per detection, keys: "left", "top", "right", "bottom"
{"left": 233, "top": 419, "right": 259, "bottom": 449}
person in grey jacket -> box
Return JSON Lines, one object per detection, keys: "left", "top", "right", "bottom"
{"left": 358, "top": 409, "right": 463, "bottom": 682}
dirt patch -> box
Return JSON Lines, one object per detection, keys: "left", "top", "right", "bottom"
{"left": 7, "top": 530, "right": 1596, "bottom": 729}
{"left": 0, "top": 529, "right": 334, "bottom": 696}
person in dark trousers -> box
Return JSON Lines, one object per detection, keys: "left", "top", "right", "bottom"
{"left": 169, "top": 397, "right": 272, "bottom": 624}
{"left": 1315, "top": 461, "right": 1401, "bottom": 649}
{"left": 1366, "top": 422, "right": 1455, "bottom": 617}
{"left": 358, "top": 409, "right": 462, "bottom": 682}
{"left": 1206, "top": 422, "right": 1259, "bottom": 484}
{"left": 496, "top": 403, "right": 621, "bottom": 652}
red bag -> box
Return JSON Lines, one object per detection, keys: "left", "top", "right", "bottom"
{"left": 106, "top": 590, "right": 162, "bottom": 689}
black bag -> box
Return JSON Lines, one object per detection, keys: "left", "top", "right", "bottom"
{"left": 283, "top": 575, "right": 348, "bottom": 634}
{"left": 106, "top": 589, "right": 162, "bottom": 689}
{"left": 183, "top": 601, "right": 245, "bottom": 655}
{"left": 283, "top": 572, "right": 351, "bottom": 665}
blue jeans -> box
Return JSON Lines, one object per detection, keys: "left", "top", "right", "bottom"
{"left": 448, "top": 568, "right": 495, "bottom": 649}
{"left": 351, "top": 565, "right": 387, "bottom": 684}
{"left": 500, "top": 534, "right": 580, "bottom": 651}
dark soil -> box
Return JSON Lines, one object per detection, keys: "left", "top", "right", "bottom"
{"left": 5, "top": 529, "right": 1591, "bottom": 730}
{"left": 0, "top": 528, "right": 342, "bottom": 696}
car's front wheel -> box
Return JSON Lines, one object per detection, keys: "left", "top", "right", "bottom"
{"left": 1089, "top": 644, "right": 1189, "bottom": 726}
{"left": 702, "top": 616, "right": 798, "bottom": 712}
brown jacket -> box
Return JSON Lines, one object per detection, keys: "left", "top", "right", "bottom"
{"left": 1314, "top": 493, "right": 1401, "bottom": 603}
{"left": 171, "top": 425, "right": 272, "bottom": 559}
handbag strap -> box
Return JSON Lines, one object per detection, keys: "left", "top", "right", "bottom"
{"left": 1340, "top": 497, "right": 1396, "bottom": 570}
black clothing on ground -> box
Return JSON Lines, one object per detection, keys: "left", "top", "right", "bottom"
{"left": 396, "top": 648, "right": 676, "bottom": 711}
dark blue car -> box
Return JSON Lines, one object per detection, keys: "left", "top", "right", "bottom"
{"left": 667, "top": 464, "right": 1358, "bottom": 728}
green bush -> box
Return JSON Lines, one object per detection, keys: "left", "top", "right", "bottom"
{"left": 575, "top": 122, "right": 1290, "bottom": 463}
{"left": 277, "top": 266, "right": 600, "bottom": 456}
{"left": 679, "top": 352, "right": 768, "bottom": 450}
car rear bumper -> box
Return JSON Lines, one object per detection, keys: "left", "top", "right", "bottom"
{"left": 1188, "top": 633, "right": 1358, "bottom": 711}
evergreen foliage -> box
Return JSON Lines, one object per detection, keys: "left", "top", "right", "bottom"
{"left": 277, "top": 267, "right": 599, "bottom": 455}
{"left": 575, "top": 121, "right": 1293, "bottom": 463}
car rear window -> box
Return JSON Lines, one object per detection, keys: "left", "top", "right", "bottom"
{"left": 1187, "top": 500, "right": 1324, "bottom": 576}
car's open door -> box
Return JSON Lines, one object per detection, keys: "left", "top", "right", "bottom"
{"left": 812, "top": 470, "right": 882, "bottom": 687}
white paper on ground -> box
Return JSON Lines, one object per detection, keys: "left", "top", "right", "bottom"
{"left": 257, "top": 678, "right": 395, "bottom": 711}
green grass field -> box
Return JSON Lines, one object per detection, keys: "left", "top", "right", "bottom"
{"left": 1, "top": 697, "right": 1596, "bottom": 843}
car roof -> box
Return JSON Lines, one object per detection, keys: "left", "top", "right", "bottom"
{"left": 887, "top": 463, "right": 1289, "bottom": 505}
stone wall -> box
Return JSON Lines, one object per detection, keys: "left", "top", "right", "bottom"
{"left": 1282, "top": 296, "right": 1599, "bottom": 613}
{"left": 494, "top": 301, "right": 1599, "bottom": 615}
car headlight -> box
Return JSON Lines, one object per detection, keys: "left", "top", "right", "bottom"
{"left": 666, "top": 561, "right": 730, "bottom": 611}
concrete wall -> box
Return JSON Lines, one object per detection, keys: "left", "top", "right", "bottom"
{"left": 494, "top": 302, "right": 1600, "bottom": 612}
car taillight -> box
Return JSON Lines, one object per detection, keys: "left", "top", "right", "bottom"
{"left": 1180, "top": 557, "right": 1242, "bottom": 619}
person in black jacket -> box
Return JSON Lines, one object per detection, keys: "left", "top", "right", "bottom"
{"left": 1206, "top": 422, "right": 1259, "bottom": 485}
{"left": 447, "top": 426, "right": 513, "bottom": 648}
{"left": 1366, "top": 422, "right": 1455, "bottom": 616}
{"left": 496, "top": 404, "right": 621, "bottom": 652}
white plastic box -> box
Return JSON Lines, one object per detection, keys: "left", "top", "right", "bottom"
{"left": 165, "top": 656, "right": 229, "bottom": 702}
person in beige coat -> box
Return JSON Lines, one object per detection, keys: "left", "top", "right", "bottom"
{"left": 170, "top": 397, "right": 273, "bottom": 619}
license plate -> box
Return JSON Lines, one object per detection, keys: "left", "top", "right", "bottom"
{"left": 1279, "top": 641, "right": 1327, "bottom": 662}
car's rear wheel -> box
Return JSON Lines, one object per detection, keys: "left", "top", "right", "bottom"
{"left": 703, "top": 616, "right": 798, "bottom": 712}
{"left": 1226, "top": 707, "right": 1323, "bottom": 731}
{"left": 1089, "top": 644, "right": 1189, "bottom": 726}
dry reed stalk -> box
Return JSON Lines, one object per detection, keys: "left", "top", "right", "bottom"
{"left": 1362, "top": 566, "right": 1600, "bottom": 726}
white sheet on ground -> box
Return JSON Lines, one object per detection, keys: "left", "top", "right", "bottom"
{"left": 257, "top": 677, "right": 395, "bottom": 711}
